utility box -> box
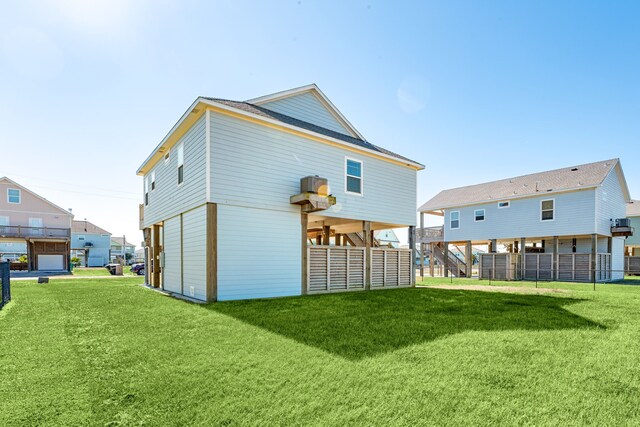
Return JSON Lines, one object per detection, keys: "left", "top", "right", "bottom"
{"left": 300, "top": 176, "right": 329, "bottom": 196}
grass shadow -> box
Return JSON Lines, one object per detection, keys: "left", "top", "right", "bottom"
{"left": 209, "top": 288, "right": 604, "bottom": 361}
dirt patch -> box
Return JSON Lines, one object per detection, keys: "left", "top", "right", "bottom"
{"left": 419, "top": 284, "right": 568, "bottom": 294}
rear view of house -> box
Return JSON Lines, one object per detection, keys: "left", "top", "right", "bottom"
{"left": 417, "top": 159, "right": 632, "bottom": 282}
{"left": 0, "top": 177, "right": 72, "bottom": 271}
{"left": 71, "top": 220, "right": 111, "bottom": 267}
{"left": 138, "top": 84, "right": 424, "bottom": 301}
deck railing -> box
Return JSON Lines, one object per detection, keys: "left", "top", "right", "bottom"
{"left": 0, "top": 225, "right": 70, "bottom": 239}
{"left": 416, "top": 226, "right": 444, "bottom": 243}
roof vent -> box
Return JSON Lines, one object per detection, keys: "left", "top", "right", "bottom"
{"left": 571, "top": 167, "right": 578, "bottom": 171}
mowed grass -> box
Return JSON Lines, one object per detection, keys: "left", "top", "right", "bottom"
{"left": 72, "top": 266, "right": 137, "bottom": 277}
{"left": 1, "top": 278, "right": 640, "bottom": 425}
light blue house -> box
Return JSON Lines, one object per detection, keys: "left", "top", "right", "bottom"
{"left": 137, "top": 84, "right": 424, "bottom": 301}
{"left": 625, "top": 200, "right": 640, "bottom": 256}
{"left": 418, "top": 159, "right": 632, "bottom": 282}
{"left": 71, "top": 220, "right": 111, "bottom": 267}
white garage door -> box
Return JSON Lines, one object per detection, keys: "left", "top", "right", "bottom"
{"left": 38, "top": 254, "right": 64, "bottom": 271}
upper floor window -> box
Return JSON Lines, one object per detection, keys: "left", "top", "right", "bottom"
{"left": 78, "top": 235, "right": 85, "bottom": 241}
{"left": 164, "top": 152, "right": 170, "bottom": 164}
{"left": 177, "top": 144, "right": 184, "bottom": 185}
{"left": 498, "top": 201, "right": 510, "bottom": 208}
{"left": 151, "top": 171, "right": 156, "bottom": 191}
{"left": 7, "top": 188, "right": 20, "bottom": 204}
{"left": 345, "top": 158, "right": 362, "bottom": 195}
{"left": 474, "top": 209, "right": 485, "bottom": 222}
{"left": 450, "top": 211, "right": 460, "bottom": 229}
{"left": 144, "top": 176, "right": 149, "bottom": 206}
{"left": 541, "top": 199, "right": 554, "bottom": 221}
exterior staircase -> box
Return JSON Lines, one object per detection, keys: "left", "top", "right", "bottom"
{"left": 344, "top": 232, "right": 380, "bottom": 247}
{"left": 431, "top": 242, "right": 467, "bottom": 277}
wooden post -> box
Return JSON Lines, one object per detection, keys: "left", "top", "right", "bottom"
{"left": 514, "top": 240, "right": 519, "bottom": 253}
{"left": 520, "top": 237, "right": 526, "bottom": 279}
{"left": 363, "top": 221, "right": 371, "bottom": 290}
{"left": 152, "top": 224, "right": 161, "bottom": 288}
{"left": 322, "top": 225, "right": 331, "bottom": 246}
{"left": 443, "top": 241, "right": 449, "bottom": 277}
{"left": 335, "top": 233, "right": 341, "bottom": 246}
{"left": 553, "top": 236, "right": 559, "bottom": 280}
{"left": 301, "top": 213, "right": 308, "bottom": 295}
{"left": 429, "top": 242, "right": 435, "bottom": 277}
{"left": 465, "top": 240, "right": 472, "bottom": 277}
{"left": 489, "top": 239, "right": 497, "bottom": 253}
{"left": 607, "top": 236, "right": 612, "bottom": 254}
{"left": 419, "top": 212, "right": 425, "bottom": 279}
{"left": 591, "top": 234, "right": 597, "bottom": 283}
{"left": 315, "top": 234, "right": 322, "bottom": 245}
{"left": 206, "top": 203, "right": 218, "bottom": 302}
{"left": 409, "top": 225, "right": 416, "bottom": 286}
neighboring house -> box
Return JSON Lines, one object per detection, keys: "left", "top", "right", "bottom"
{"left": 417, "top": 159, "right": 632, "bottom": 282}
{"left": 0, "top": 241, "right": 27, "bottom": 262}
{"left": 374, "top": 229, "right": 400, "bottom": 248}
{"left": 0, "top": 177, "right": 73, "bottom": 271}
{"left": 138, "top": 84, "right": 424, "bottom": 302}
{"left": 625, "top": 200, "right": 640, "bottom": 257}
{"left": 71, "top": 220, "right": 111, "bottom": 267}
{"left": 134, "top": 248, "right": 145, "bottom": 263}
{"left": 110, "top": 237, "right": 135, "bottom": 263}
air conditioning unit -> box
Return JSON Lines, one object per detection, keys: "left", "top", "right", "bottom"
{"left": 616, "top": 218, "right": 631, "bottom": 228}
{"left": 300, "top": 176, "right": 329, "bottom": 196}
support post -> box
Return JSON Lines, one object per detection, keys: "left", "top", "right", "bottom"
{"left": 363, "top": 221, "right": 371, "bottom": 289}
{"left": 409, "top": 226, "right": 416, "bottom": 286}
{"left": 335, "top": 233, "right": 341, "bottom": 246}
{"left": 489, "top": 239, "right": 497, "bottom": 253}
{"left": 315, "top": 235, "right": 322, "bottom": 245}
{"left": 301, "top": 213, "right": 308, "bottom": 295}
{"left": 419, "top": 212, "right": 425, "bottom": 279}
{"left": 443, "top": 241, "right": 449, "bottom": 278}
{"left": 465, "top": 240, "right": 472, "bottom": 277}
{"left": 520, "top": 237, "right": 526, "bottom": 279}
{"left": 322, "top": 225, "right": 331, "bottom": 246}
{"left": 429, "top": 242, "right": 435, "bottom": 277}
{"left": 206, "top": 203, "right": 218, "bottom": 302}
{"left": 152, "top": 224, "right": 161, "bottom": 288}
{"left": 591, "top": 233, "right": 597, "bottom": 283}
{"left": 553, "top": 236, "right": 559, "bottom": 280}
{"left": 607, "top": 236, "right": 612, "bottom": 254}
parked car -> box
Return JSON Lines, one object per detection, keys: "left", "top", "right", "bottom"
{"left": 131, "top": 263, "right": 145, "bottom": 276}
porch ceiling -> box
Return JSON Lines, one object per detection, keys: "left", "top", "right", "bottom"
{"left": 307, "top": 214, "right": 408, "bottom": 233}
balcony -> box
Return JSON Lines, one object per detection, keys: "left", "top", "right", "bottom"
{"left": 611, "top": 218, "right": 634, "bottom": 237}
{"left": 416, "top": 226, "right": 444, "bottom": 243}
{"left": 0, "top": 225, "right": 71, "bottom": 240}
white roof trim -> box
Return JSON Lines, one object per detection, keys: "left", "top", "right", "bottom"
{"left": 0, "top": 177, "right": 73, "bottom": 217}
{"left": 246, "top": 83, "right": 366, "bottom": 140}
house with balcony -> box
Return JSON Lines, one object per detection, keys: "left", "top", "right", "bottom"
{"left": 417, "top": 159, "right": 632, "bottom": 282}
{"left": 137, "top": 84, "right": 424, "bottom": 301}
{"left": 624, "top": 200, "right": 640, "bottom": 274}
{"left": 71, "top": 220, "right": 111, "bottom": 267}
{"left": 0, "top": 177, "right": 72, "bottom": 271}
{"left": 110, "top": 237, "right": 135, "bottom": 264}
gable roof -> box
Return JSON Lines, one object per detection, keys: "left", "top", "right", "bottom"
{"left": 246, "top": 84, "right": 365, "bottom": 139}
{"left": 111, "top": 237, "right": 135, "bottom": 247}
{"left": 0, "top": 177, "right": 73, "bottom": 217}
{"left": 628, "top": 200, "right": 640, "bottom": 217}
{"left": 72, "top": 220, "right": 111, "bottom": 235}
{"left": 137, "top": 85, "right": 424, "bottom": 175}
{"left": 419, "top": 159, "right": 627, "bottom": 213}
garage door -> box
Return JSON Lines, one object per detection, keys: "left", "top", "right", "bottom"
{"left": 38, "top": 254, "right": 64, "bottom": 271}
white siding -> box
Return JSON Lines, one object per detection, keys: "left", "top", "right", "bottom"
{"left": 612, "top": 237, "right": 625, "bottom": 280}
{"left": 209, "top": 112, "right": 416, "bottom": 226}
{"left": 217, "top": 204, "right": 301, "bottom": 301}
{"left": 182, "top": 206, "right": 207, "bottom": 301}
{"left": 143, "top": 115, "right": 207, "bottom": 228}
{"left": 444, "top": 189, "right": 597, "bottom": 242}
{"left": 258, "top": 92, "right": 353, "bottom": 136}
{"left": 627, "top": 217, "right": 640, "bottom": 246}
{"left": 163, "top": 215, "right": 182, "bottom": 294}
{"left": 595, "top": 166, "right": 627, "bottom": 236}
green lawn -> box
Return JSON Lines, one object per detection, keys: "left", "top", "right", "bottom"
{"left": 1, "top": 278, "right": 640, "bottom": 425}
{"left": 72, "top": 266, "right": 136, "bottom": 277}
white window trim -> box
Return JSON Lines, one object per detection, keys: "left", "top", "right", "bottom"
{"left": 498, "top": 201, "right": 510, "bottom": 209}
{"left": 540, "top": 198, "right": 555, "bottom": 222}
{"left": 151, "top": 171, "right": 156, "bottom": 191}
{"left": 474, "top": 209, "right": 485, "bottom": 222}
{"left": 7, "top": 188, "right": 21, "bottom": 204}
{"left": 164, "top": 152, "right": 170, "bottom": 164}
{"left": 344, "top": 156, "right": 363, "bottom": 196}
{"left": 177, "top": 144, "right": 185, "bottom": 187}
{"left": 450, "top": 210, "right": 460, "bottom": 229}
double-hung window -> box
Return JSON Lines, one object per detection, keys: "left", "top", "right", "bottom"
{"left": 177, "top": 144, "right": 184, "bottom": 185}
{"left": 450, "top": 211, "right": 460, "bottom": 229}
{"left": 541, "top": 199, "right": 554, "bottom": 221}
{"left": 144, "top": 177, "right": 149, "bottom": 206}
{"left": 7, "top": 188, "right": 20, "bottom": 204}
{"left": 151, "top": 171, "right": 156, "bottom": 191}
{"left": 474, "top": 209, "right": 485, "bottom": 222}
{"left": 345, "top": 158, "right": 362, "bottom": 195}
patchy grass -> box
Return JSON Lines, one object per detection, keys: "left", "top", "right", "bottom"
{"left": 1, "top": 278, "right": 640, "bottom": 425}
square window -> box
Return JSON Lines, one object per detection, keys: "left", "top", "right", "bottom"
{"left": 474, "top": 209, "right": 485, "bottom": 221}
{"left": 7, "top": 188, "right": 20, "bottom": 204}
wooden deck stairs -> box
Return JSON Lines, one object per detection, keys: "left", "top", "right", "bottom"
{"left": 431, "top": 242, "right": 467, "bottom": 277}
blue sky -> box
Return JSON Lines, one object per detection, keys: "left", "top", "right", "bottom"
{"left": 1, "top": 0, "right": 638, "bottom": 245}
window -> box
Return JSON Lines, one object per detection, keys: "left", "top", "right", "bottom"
{"left": 474, "top": 209, "right": 485, "bottom": 222}
{"left": 7, "top": 188, "right": 20, "bottom": 204}
{"left": 450, "top": 211, "right": 460, "bottom": 229}
{"left": 345, "top": 158, "right": 362, "bottom": 194}
{"left": 151, "top": 171, "right": 156, "bottom": 191}
{"left": 78, "top": 235, "right": 85, "bottom": 241}
{"left": 144, "top": 176, "right": 149, "bottom": 206}
{"left": 177, "top": 144, "right": 184, "bottom": 185}
{"left": 164, "top": 152, "right": 170, "bottom": 164}
{"left": 498, "top": 201, "right": 510, "bottom": 208}
{"left": 541, "top": 199, "right": 554, "bottom": 221}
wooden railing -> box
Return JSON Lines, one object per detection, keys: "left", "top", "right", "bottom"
{"left": 0, "top": 225, "right": 70, "bottom": 239}
{"left": 416, "top": 226, "right": 444, "bottom": 243}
